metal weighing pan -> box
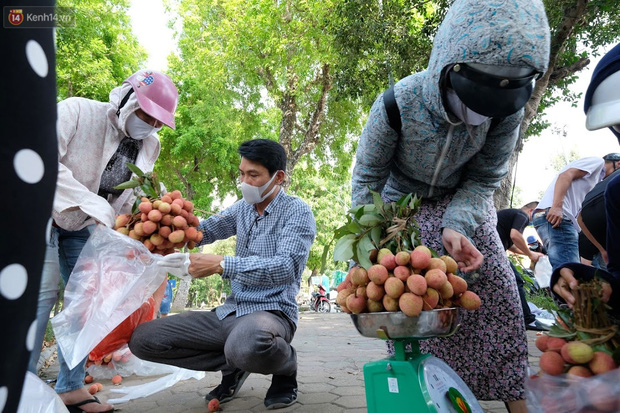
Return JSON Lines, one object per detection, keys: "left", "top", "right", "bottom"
{"left": 350, "top": 308, "right": 460, "bottom": 340}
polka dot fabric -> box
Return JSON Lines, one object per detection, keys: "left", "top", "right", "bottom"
{"left": 0, "top": 6, "right": 57, "bottom": 411}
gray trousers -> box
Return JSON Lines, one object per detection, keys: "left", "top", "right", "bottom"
{"left": 129, "top": 310, "right": 296, "bottom": 376}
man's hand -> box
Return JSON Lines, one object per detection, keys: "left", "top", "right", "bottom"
{"left": 157, "top": 252, "right": 191, "bottom": 278}
{"left": 552, "top": 267, "right": 612, "bottom": 308}
{"left": 546, "top": 206, "right": 563, "bottom": 228}
{"left": 187, "top": 253, "right": 224, "bottom": 278}
{"left": 441, "top": 228, "right": 483, "bottom": 272}
{"left": 528, "top": 251, "right": 544, "bottom": 263}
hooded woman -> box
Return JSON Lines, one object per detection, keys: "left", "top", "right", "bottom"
{"left": 351, "top": 0, "right": 550, "bottom": 411}
{"left": 31, "top": 70, "right": 178, "bottom": 412}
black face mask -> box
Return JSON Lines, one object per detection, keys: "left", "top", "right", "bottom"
{"left": 448, "top": 63, "right": 539, "bottom": 118}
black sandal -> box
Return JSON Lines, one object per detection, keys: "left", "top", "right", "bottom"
{"left": 65, "top": 396, "right": 114, "bottom": 413}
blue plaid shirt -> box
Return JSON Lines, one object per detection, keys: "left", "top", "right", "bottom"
{"left": 197, "top": 190, "right": 316, "bottom": 325}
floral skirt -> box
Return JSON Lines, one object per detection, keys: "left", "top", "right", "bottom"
{"left": 387, "top": 196, "right": 528, "bottom": 401}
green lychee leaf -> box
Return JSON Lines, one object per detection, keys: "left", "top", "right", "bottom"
{"left": 370, "top": 226, "right": 382, "bottom": 248}
{"left": 114, "top": 180, "right": 141, "bottom": 190}
{"left": 350, "top": 205, "right": 364, "bottom": 217}
{"left": 141, "top": 183, "right": 159, "bottom": 198}
{"left": 346, "top": 221, "right": 362, "bottom": 234}
{"left": 396, "top": 193, "right": 411, "bottom": 207}
{"left": 356, "top": 235, "right": 375, "bottom": 268}
{"left": 355, "top": 239, "right": 373, "bottom": 270}
{"left": 371, "top": 189, "right": 384, "bottom": 210}
{"left": 358, "top": 213, "right": 383, "bottom": 226}
{"left": 402, "top": 235, "right": 411, "bottom": 251}
{"left": 333, "top": 234, "right": 356, "bottom": 262}
{"left": 334, "top": 224, "right": 352, "bottom": 239}
{"left": 126, "top": 162, "right": 145, "bottom": 177}
{"left": 131, "top": 197, "right": 141, "bottom": 214}
{"left": 547, "top": 325, "right": 575, "bottom": 339}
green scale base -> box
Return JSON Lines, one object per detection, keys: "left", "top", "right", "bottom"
{"left": 364, "top": 339, "right": 482, "bottom": 413}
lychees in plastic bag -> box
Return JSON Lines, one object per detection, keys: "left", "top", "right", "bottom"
{"left": 52, "top": 225, "right": 169, "bottom": 369}
{"left": 525, "top": 368, "right": 620, "bottom": 412}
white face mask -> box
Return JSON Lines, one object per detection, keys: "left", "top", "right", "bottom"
{"left": 446, "top": 89, "right": 490, "bottom": 126}
{"left": 241, "top": 172, "right": 279, "bottom": 205}
{"left": 125, "top": 112, "right": 161, "bottom": 140}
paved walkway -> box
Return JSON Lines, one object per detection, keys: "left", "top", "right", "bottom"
{"left": 41, "top": 312, "right": 543, "bottom": 412}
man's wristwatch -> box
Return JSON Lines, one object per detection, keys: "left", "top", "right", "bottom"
{"left": 218, "top": 258, "right": 225, "bottom": 275}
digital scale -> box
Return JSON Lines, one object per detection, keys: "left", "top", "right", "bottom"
{"left": 351, "top": 310, "right": 483, "bottom": 413}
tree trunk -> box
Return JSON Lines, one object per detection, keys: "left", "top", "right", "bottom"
{"left": 279, "top": 64, "right": 332, "bottom": 189}
{"left": 493, "top": 142, "right": 522, "bottom": 210}
{"left": 171, "top": 277, "right": 191, "bottom": 312}
{"left": 307, "top": 267, "right": 319, "bottom": 288}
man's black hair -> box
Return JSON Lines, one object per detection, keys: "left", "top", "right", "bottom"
{"left": 238, "top": 139, "right": 287, "bottom": 175}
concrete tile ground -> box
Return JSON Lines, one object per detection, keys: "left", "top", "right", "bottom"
{"left": 40, "top": 311, "right": 543, "bottom": 412}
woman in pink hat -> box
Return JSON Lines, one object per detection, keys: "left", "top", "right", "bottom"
{"left": 30, "top": 69, "right": 178, "bottom": 412}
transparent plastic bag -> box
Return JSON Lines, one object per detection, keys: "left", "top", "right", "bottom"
{"left": 86, "top": 344, "right": 205, "bottom": 404}
{"left": 108, "top": 368, "right": 205, "bottom": 404}
{"left": 525, "top": 369, "right": 620, "bottom": 412}
{"left": 17, "top": 372, "right": 69, "bottom": 413}
{"left": 534, "top": 255, "right": 552, "bottom": 288}
{"left": 88, "top": 297, "right": 155, "bottom": 362}
{"left": 51, "top": 225, "right": 168, "bottom": 369}
{"left": 86, "top": 344, "right": 201, "bottom": 378}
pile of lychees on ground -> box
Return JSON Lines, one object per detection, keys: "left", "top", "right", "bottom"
{"left": 335, "top": 246, "right": 481, "bottom": 316}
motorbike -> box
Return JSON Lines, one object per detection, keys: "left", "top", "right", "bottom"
{"left": 310, "top": 285, "right": 331, "bottom": 313}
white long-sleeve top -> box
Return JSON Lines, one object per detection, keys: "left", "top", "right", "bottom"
{"left": 53, "top": 84, "right": 161, "bottom": 230}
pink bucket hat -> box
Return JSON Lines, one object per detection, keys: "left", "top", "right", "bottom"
{"left": 124, "top": 69, "right": 179, "bottom": 129}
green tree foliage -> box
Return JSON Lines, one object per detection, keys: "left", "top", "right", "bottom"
{"left": 287, "top": 162, "right": 352, "bottom": 274}
{"left": 528, "top": 0, "right": 620, "bottom": 138}
{"left": 55, "top": 0, "right": 146, "bottom": 101}
{"left": 157, "top": 0, "right": 363, "bottom": 213}
{"left": 329, "top": 0, "right": 449, "bottom": 108}
{"left": 550, "top": 149, "right": 582, "bottom": 173}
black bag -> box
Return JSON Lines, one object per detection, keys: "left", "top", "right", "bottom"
{"left": 579, "top": 168, "right": 620, "bottom": 249}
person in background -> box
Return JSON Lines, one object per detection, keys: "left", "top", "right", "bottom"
{"left": 532, "top": 155, "right": 616, "bottom": 270}
{"left": 577, "top": 153, "right": 620, "bottom": 269}
{"left": 527, "top": 235, "right": 547, "bottom": 255}
{"left": 496, "top": 203, "right": 547, "bottom": 331}
{"left": 31, "top": 69, "right": 179, "bottom": 413}
{"left": 552, "top": 43, "right": 620, "bottom": 317}
{"left": 349, "top": 0, "right": 550, "bottom": 411}
{"left": 159, "top": 278, "right": 175, "bottom": 317}
{"left": 130, "top": 139, "right": 316, "bottom": 410}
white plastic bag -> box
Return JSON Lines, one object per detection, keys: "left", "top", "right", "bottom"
{"left": 86, "top": 345, "right": 199, "bottom": 379}
{"left": 17, "top": 372, "right": 68, "bottom": 413}
{"left": 534, "top": 255, "right": 552, "bottom": 288}
{"left": 85, "top": 344, "right": 205, "bottom": 404}
{"left": 52, "top": 225, "right": 168, "bottom": 369}
{"left": 108, "top": 368, "right": 205, "bottom": 404}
